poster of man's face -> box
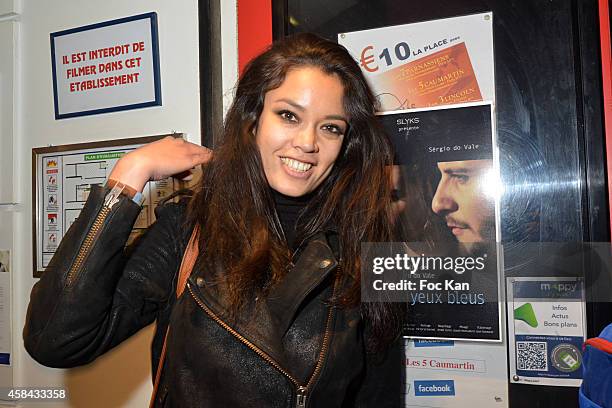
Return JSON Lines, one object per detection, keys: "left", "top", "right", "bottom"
{"left": 380, "top": 103, "right": 501, "bottom": 341}
{"left": 431, "top": 159, "right": 494, "bottom": 243}
{"left": 381, "top": 103, "right": 497, "bottom": 249}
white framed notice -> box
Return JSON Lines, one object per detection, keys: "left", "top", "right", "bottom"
{"left": 507, "top": 277, "right": 587, "bottom": 387}
{"left": 404, "top": 338, "right": 508, "bottom": 406}
{"left": 50, "top": 12, "right": 161, "bottom": 119}
{"left": 32, "top": 134, "right": 185, "bottom": 277}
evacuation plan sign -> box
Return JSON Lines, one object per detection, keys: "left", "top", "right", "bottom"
{"left": 33, "top": 136, "right": 182, "bottom": 276}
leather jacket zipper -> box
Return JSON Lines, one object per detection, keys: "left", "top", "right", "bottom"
{"left": 187, "top": 267, "right": 340, "bottom": 408}
{"left": 66, "top": 187, "right": 122, "bottom": 287}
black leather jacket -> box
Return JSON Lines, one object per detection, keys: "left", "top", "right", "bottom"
{"left": 24, "top": 185, "right": 402, "bottom": 407}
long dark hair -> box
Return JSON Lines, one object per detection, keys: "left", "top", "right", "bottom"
{"left": 189, "top": 33, "right": 401, "bottom": 350}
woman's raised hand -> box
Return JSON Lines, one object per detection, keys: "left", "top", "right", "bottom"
{"left": 108, "top": 136, "right": 212, "bottom": 192}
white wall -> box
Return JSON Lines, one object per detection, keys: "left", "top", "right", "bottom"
{"left": 0, "top": 0, "right": 237, "bottom": 406}
{"left": 0, "top": 6, "right": 18, "bottom": 405}
{"left": 220, "top": 0, "right": 239, "bottom": 115}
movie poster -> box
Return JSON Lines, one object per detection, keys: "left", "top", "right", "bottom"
{"left": 338, "top": 12, "right": 494, "bottom": 111}
{"left": 369, "top": 102, "right": 501, "bottom": 341}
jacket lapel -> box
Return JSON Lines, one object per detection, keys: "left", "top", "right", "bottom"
{"left": 187, "top": 232, "right": 338, "bottom": 368}
{"left": 265, "top": 234, "right": 338, "bottom": 336}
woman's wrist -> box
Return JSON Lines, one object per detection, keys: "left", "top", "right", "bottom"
{"left": 108, "top": 154, "right": 151, "bottom": 192}
{"left": 105, "top": 178, "right": 145, "bottom": 206}
{"left": 105, "top": 179, "right": 139, "bottom": 198}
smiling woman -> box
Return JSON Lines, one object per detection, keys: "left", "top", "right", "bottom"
{"left": 256, "top": 67, "right": 347, "bottom": 197}
{"left": 24, "top": 33, "right": 403, "bottom": 408}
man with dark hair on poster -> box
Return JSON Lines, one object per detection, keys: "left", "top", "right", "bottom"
{"left": 383, "top": 103, "right": 496, "bottom": 249}
{"left": 431, "top": 158, "right": 495, "bottom": 245}
{"left": 382, "top": 104, "right": 501, "bottom": 341}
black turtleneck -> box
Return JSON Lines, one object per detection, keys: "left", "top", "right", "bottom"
{"left": 272, "top": 189, "right": 313, "bottom": 250}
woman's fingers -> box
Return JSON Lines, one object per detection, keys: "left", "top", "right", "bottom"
{"left": 109, "top": 137, "right": 213, "bottom": 191}
{"left": 145, "top": 137, "right": 209, "bottom": 179}
{"left": 189, "top": 144, "right": 213, "bottom": 166}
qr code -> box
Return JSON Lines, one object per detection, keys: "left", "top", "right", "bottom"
{"left": 517, "top": 341, "right": 548, "bottom": 371}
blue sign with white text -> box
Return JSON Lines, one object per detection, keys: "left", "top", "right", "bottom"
{"left": 414, "top": 380, "right": 455, "bottom": 396}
